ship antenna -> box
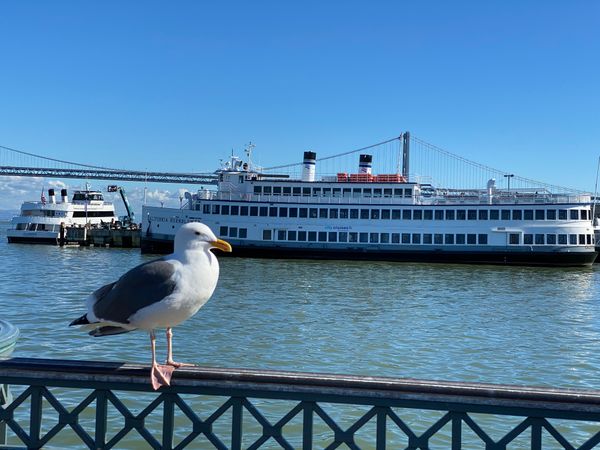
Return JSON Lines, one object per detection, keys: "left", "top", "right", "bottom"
{"left": 245, "top": 141, "right": 255, "bottom": 170}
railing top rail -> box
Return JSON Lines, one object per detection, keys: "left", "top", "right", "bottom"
{"left": 2, "top": 358, "right": 600, "bottom": 417}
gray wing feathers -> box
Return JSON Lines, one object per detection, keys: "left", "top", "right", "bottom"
{"left": 92, "top": 259, "right": 178, "bottom": 324}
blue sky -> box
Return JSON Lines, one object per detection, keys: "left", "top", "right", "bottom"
{"left": 0, "top": 1, "right": 598, "bottom": 214}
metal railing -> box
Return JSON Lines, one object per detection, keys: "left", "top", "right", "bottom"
{"left": 1, "top": 358, "right": 600, "bottom": 449}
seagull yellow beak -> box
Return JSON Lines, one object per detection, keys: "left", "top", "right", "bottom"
{"left": 211, "top": 238, "right": 232, "bottom": 252}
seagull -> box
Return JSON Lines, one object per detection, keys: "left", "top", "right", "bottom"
{"left": 70, "top": 222, "right": 232, "bottom": 389}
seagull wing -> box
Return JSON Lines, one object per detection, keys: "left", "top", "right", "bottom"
{"left": 92, "top": 259, "right": 178, "bottom": 324}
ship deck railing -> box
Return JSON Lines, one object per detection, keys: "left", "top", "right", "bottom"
{"left": 1, "top": 358, "right": 600, "bottom": 449}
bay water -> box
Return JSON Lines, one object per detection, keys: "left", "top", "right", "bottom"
{"left": 1, "top": 221, "right": 600, "bottom": 448}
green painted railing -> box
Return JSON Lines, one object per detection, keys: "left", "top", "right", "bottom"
{"left": 1, "top": 358, "right": 600, "bottom": 449}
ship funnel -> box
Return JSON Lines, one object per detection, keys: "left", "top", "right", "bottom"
{"left": 48, "top": 189, "right": 56, "bottom": 204}
{"left": 302, "top": 151, "right": 316, "bottom": 182}
{"left": 61, "top": 189, "right": 68, "bottom": 203}
{"left": 359, "top": 154, "right": 373, "bottom": 174}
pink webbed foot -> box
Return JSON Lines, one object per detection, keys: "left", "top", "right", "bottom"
{"left": 150, "top": 363, "right": 175, "bottom": 390}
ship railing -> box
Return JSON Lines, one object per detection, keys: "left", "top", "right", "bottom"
{"left": 2, "top": 358, "right": 600, "bottom": 449}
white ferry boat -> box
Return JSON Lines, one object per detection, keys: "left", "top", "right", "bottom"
{"left": 141, "top": 136, "right": 597, "bottom": 266}
{"left": 7, "top": 188, "right": 118, "bottom": 244}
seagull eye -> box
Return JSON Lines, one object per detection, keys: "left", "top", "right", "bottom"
{"left": 195, "top": 231, "right": 201, "bottom": 236}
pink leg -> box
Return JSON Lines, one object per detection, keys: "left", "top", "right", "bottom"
{"left": 150, "top": 330, "right": 174, "bottom": 390}
{"left": 166, "top": 327, "right": 195, "bottom": 368}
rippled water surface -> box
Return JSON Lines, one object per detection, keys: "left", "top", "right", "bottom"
{"left": 1, "top": 221, "right": 600, "bottom": 447}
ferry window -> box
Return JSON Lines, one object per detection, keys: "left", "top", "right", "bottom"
{"left": 277, "top": 230, "right": 285, "bottom": 240}
{"left": 404, "top": 189, "right": 412, "bottom": 198}
{"left": 352, "top": 188, "right": 362, "bottom": 197}
{"left": 211, "top": 205, "right": 220, "bottom": 214}
{"left": 467, "top": 210, "right": 477, "bottom": 220}
{"left": 340, "top": 209, "right": 349, "bottom": 219}
{"left": 413, "top": 210, "right": 423, "bottom": 220}
{"left": 558, "top": 209, "right": 567, "bottom": 220}
{"left": 298, "top": 231, "right": 307, "bottom": 241}
{"left": 581, "top": 209, "right": 588, "bottom": 220}
{"left": 273, "top": 187, "right": 282, "bottom": 195}
{"left": 547, "top": 234, "right": 556, "bottom": 245}
{"left": 546, "top": 210, "right": 556, "bottom": 220}
{"left": 373, "top": 188, "right": 382, "bottom": 198}
{"left": 445, "top": 210, "right": 455, "bottom": 220}
{"left": 570, "top": 210, "right": 579, "bottom": 220}
{"left": 283, "top": 187, "right": 291, "bottom": 195}
{"left": 509, "top": 233, "right": 519, "bottom": 245}
{"left": 434, "top": 210, "right": 443, "bottom": 220}
{"left": 330, "top": 209, "right": 338, "bottom": 219}
{"left": 319, "top": 208, "right": 328, "bottom": 218}
{"left": 490, "top": 210, "right": 499, "bottom": 220}
{"left": 230, "top": 228, "right": 238, "bottom": 238}
{"left": 434, "top": 234, "right": 443, "bottom": 244}
{"left": 402, "top": 210, "right": 412, "bottom": 220}
{"left": 371, "top": 209, "right": 379, "bottom": 219}
{"left": 535, "top": 210, "right": 545, "bottom": 220}
{"left": 534, "top": 234, "right": 544, "bottom": 245}
{"left": 263, "top": 230, "right": 272, "bottom": 240}
{"left": 569, "top": 234, "right": 577, "bottom": 245}
{"left": 512, "top": 210, "right": 522, "bottom": 220}
{"left": 222, "top": 205, "right": 230, "bottom": 215}
{"left": 312, "top": 188, "right": 321, "bottom": 197}
{"left": 302, "top": 188, "right": 311, "bottom": 196}
{"left": 457, "top": 210, "right": 466, "bottom": 220}
{"left": 250, "top": 206, "right": 258, "bottom": 216}
{"left": 392, "top": 233, "right": 401, "bottom": 243}
{"left": 231, "top": 206, "right": 239, "bottom": 215}
{"left": 279, "top": 207, "right": 288, "bottom": 217}
{"left": 323, "top": 188, "right": 331, "bottom": 197}
{"left": 293, "top": 187, "right": 301, "bottom": 196}
{"left": 381, "top": 233, "right": 390, "bottom": 243}
{"left": 220, "top": 226, "right": 228, "bottom": 236}
{"left": 240, "top": 206, "right": 248, "bottom": 216}
{"left": 318, "top": 232, "right": 327, "bottom": 242}
{"left": 587, "top": 234, "right": 592, "bottom": 245}
{"left": 393, "top": 188, "right": 403, "bottom": 197}
{"left": 349, "top": 232, "right": 358, "bottom": 243}
{"left": 382, "top": 209, "right": 391, "bottom": 219}
{"left": 501, "top": 210, "right": 510, "bottom": 220}
{"left": 370, "top": 233, "right": 379, "bottom": 243}
{"left": 263, "top": 186, "right": 272, "bottom": 195}
{"left": 339, "top": 232, "right": 348, "bottom": 242}
{"left": 342, "top": 188, "right": 351, "bottom": 197}
{"left": 478, "top": 234, "right": 488, "bottom": 245}
{"left": 363, "top": 188, "right": 372, "bottom": 198}
{"left": 203, "top": 204, "right": 210, "bottom": 214}
{"left": 350, "top": 209, "right": 359, "bottom": 219}
{"left": 359, "top": 233, "right": 369, "bottom": 243}
{"left": 360, "top": 209, "right": 369, "bottom": 219}
{"left": 308, "top": 232, "right": 317, "bottom": 242}
{"left": 239, "top": 228, "right": 247, "bottom": 239}
{"left": 478, "top": 210, "right": 488, "bottom": 220}
{"left": 402, "top": 233, "right": 411, "bottom": 244}
{"left": 288, "top": 230, "right": 296, "bottom": 240}
{"left": 392, "top": 210, "right": 401, "bottom": 220}
{"left": 558, "top": 234, "right": 567, "bottom": 244}
{"left": 333, "top": 188, "right": 342, "bottom": 197}
{"left": 579, "top": 234, "right": 585, "bottom": 245}
{"left": 269, "top": 207, "right": 277, "bottom": 217}
{"left": 259, "top": 207, "right": 268, "bottom": 217}
{"left": 412, "top": 234, "right": 421, "bottom": 244}
{"left": 456, "top": 234, "right": 466, "bottom": 244}
{"left": 445, "top": 234, "right": 454, "bottom": 244}
{"left": 329, "top": 232, "right": 338, "bottom": 242}
{"left": 524, "top": 210, "right": 533, "bottom": 220}
{"left": 524, "top": 234, "right": 533, "bottom": 245}
{"left": 423, "top": 234, "right": 432, "bottom": 244}
{"left": 309, "top": 208, "right": 318, "bottom": 218}
{"left": 424, "top": 210, "right": 433, "bottom": 220}
{"left": 383, "top": 188, "right": 392, "bottom": 197}
{"left": 299, "top": 208, "right": 308, "bottom": 218}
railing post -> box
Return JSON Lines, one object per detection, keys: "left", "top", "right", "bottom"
{"left": 451, "top": 412, "right": 462, "bottom": 450}
{"left": 302, "top": 401, "right": 314, "bottom": 450}
{"left": 231, "top": 397, "right": 243, "bottom": 450}
{"left": 94, "top": 390, "right": 108, "bottom": 449}
{"left": 376, "top": 406, "right": 386, "bottom": 450}
{"left": 29, "top": 386, "right": 43, "bottom": 449}
{"left": 162, "top": 393, "right": 175, "bottom": 450}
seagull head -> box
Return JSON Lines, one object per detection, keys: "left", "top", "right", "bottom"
{"left": 174, "top": 222, "right": 232, "bottom": 253}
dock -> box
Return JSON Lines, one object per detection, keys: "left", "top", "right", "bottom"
{"left": 59, "top": 224, "right": 141, "bottom": 248}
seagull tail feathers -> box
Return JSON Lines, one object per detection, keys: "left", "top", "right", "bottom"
{"left": 69, "top": 314, "right": 90, "bottom": 326}
{"left": 89, "top": 326, "right": 135, "bottom": 337}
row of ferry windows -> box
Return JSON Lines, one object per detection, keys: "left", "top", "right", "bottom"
{"left": 253, "top": 186, "right": 413, "bottom": 198}
{"left": 203, "top": 204, "right": 590, "bottom": 221}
